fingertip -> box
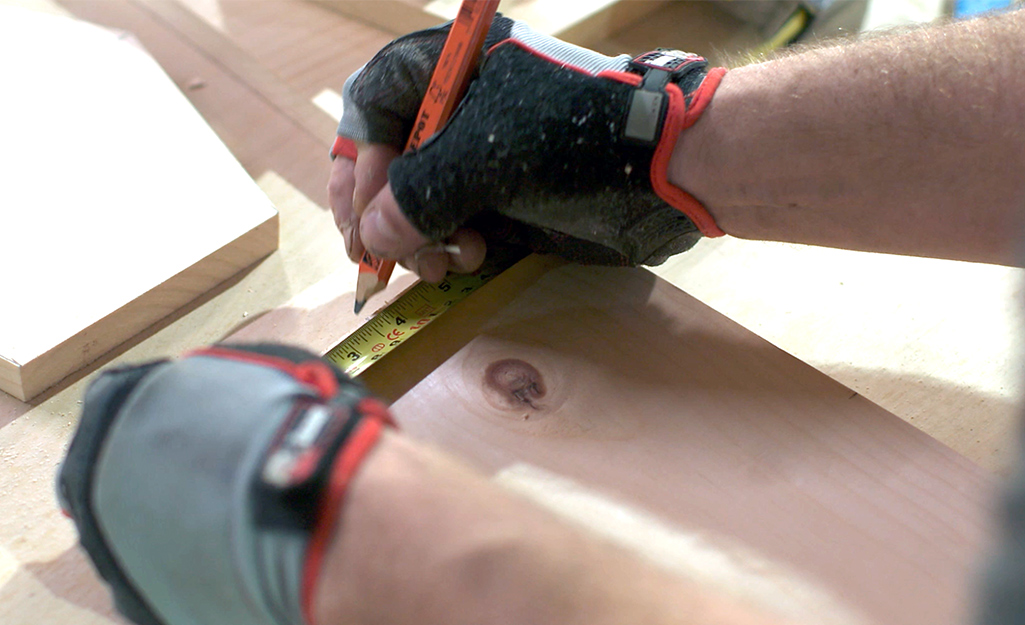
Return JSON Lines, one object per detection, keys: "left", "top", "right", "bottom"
{"left": 447, "top": 228, "right": 486, "bottom": 273}
{"left": 410, "top": 251, "right": 449, "bottom": 283}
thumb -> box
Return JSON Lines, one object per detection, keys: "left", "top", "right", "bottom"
{"left": 360, "top": 183, "right": 430, "bottom": 259}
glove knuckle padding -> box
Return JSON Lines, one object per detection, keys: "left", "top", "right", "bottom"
{"left": 388, "top": 42, "right": 701, "bottom": 266}
{"left": 348, "top": 29, "right": 447, "bottom": 146}
{"left": 344, "top": 16, "right": 515, "bottom": 147}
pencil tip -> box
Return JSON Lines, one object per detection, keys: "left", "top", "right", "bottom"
{"left": 353, "top": 299, "right": 366, "bottom": 315}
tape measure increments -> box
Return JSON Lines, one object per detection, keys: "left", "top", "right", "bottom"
{"left": 325, "top": 250, "right": 521, "bottom": 377}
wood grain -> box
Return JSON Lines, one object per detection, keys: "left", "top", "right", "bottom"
{"left": 311, "top": 0, "right": 444, "bottom": 36}
{"left": 384, "top": 264, "right": 996, "bottom": 625}
{"left": 0, "top": 7, "right": 278, "bottom": 400}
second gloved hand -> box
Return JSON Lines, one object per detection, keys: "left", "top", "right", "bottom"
{"left": 57, "top": 343, "right": 395, "bottom": 625}
{"left": 335, "top": 16, "right": 726, "bottom": 268}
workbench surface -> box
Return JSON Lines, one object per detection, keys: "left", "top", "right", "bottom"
{"left": 1, "top": 2, "right": 1021, "bottom": 625}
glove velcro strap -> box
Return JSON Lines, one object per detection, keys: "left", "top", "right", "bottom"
{"left": 594, "top": 65, "right": 726, "bottom": 238}
{"left": 301, "top": 399, "right": 393, "bottom": 624}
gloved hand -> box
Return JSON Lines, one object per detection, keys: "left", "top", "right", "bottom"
{"left": 330, "top": 15, "right": 726, "bottom": 276}
{"left": 57, "top": 343, "right": 395, "bottom": 625}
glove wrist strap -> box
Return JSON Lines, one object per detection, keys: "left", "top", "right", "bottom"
{"left": 301, "top": 402, "right": 392, "bottom": 624}
{"left": 197, "top": 345, "right": 396, "bottom": 625}
{"left": 626, "top": 50, "right": 727, "bottom": 238}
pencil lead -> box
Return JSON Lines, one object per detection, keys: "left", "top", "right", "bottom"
{"left": 353, "top": 298, "right": 366, "bottom": 315}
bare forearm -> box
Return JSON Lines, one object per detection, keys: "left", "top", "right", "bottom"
{"left": 313, "top": 432, "right": 789, "bottom": 625}
{"left": 675, "top": 10, "right": 1025, "bottom": 265}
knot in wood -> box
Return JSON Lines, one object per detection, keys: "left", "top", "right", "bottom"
{"left": 483, "top": 359, "right": 546, "bottom": 412}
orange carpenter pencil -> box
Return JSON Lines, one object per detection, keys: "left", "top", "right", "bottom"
{"left": 353, "top": 0, "right": 501, "bottom": 314}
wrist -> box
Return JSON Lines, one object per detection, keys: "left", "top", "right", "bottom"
{"left": 311, "top": 431, "right": 792, "bottom": 625}
{"left": 313, "top": 433, "right": 519, "bottom": 625}
{"left": 312, "top": 432, "right": 582, "bottom": 625}
{"left": 622, "top": 49, "right": 727, "bottom": 239}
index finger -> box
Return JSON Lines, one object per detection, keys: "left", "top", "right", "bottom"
{"left": 327, "top": 156, "right": 356, "bottom": 232}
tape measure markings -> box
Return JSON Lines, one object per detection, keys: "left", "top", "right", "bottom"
{"left": 325, "top": 248, "right": 524, "bottom": 377}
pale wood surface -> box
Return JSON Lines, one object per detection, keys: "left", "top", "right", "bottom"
{"left": 652, "top": 239, "right": 1025, "bottom": 476}
{"left": 0, "top": 170, "right": 354, "bottom": 625}
{"left": 0, "top": 6, "right": 278, "bottom": 400}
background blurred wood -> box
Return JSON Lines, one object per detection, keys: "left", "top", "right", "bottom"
{"left": 311, "top": 0, "right": 673, "bottom": 47}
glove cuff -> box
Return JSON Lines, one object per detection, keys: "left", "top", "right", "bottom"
{"left": 654, "top": 66, "right": 727, "bottom": 238}
{"left": 195, "top": 344, "right": 397, "bottom": 625}
{"left": 619, "top": 50, "right": 727, "bottom": 238}
{"left": 301, "top": 398, "right": 393, "bottom": 624}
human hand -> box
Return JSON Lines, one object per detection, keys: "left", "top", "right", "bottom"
{"left": 57, "top": 343, "right": 395, "bottom": 625}
{"left": 330, "top": 16, "right": 727, "bottom": 278}
{"left": 329, "top": 142, "right": 486, "bottom": 283}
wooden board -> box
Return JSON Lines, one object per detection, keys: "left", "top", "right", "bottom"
{"left": 0, "top": 6, "right": 278, "bottom": 400}
{"left": 224, "top": 261, "right": 996, "bottom": 625}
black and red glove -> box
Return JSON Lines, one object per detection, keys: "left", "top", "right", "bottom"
{"left": 334, "top": 16, "right": 726, "bottom": 266}
{"left": 57, "top": 343, "right": 395, "bottom": 625}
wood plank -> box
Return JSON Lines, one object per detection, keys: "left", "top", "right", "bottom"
{"left": 0, "top": 6, "right": 278, "bottom": 400}
{"left": 226, "top": 263, "right": 995, "bottom": 625}
{"left": 312, "top": 0, "right": 670, "bottom": 46}
{"left": 652, "top": 237, "right": 1025, "bottom": 475}
{"left": 137, "top": 0, "right": 340, "bottom": 141}
{"left": 311, "top": 0, "right": 446, "bottom": 36}
{"left": 58, "top": 0, "right": 341, "bottom": 211}
{"left": 589, "top": 0, "right": 764, "bottom": 64}
{"left": 497, "top": 0, "right": 670, "bottom": 46}
{"left": 171, "top": 0, "right": 394, "bottom": 104}
{"left": 229, "top": 254, "right": 564, "bottom": 402}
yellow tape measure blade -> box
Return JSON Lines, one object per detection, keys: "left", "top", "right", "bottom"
{"left": 324, "top": 247, "right": 524, "bottom": 377}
